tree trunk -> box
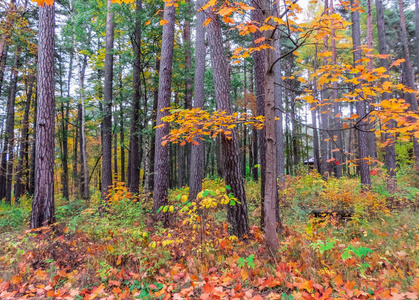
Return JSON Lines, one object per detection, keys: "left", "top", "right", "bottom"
{"left": 102, "top": 0, "right": 115, "bottom": 200}
{"left": 184, "top": 0, "right": 192, "bottom": 184}
{"left": 31, "top": 3, "right": 55, "bottom": 228}
{"left": 416, "top": 0, "right": 419, "bottom": 75}
{"left": 351, "top": 0, "right": 371, "bottom": 187}
{"left": 207, "top": 12, "right": 249, "bottom": 239}
{"left": 119, "top": 101, "right": 125, "bottom": 183}
{"left": 320, "top": 0, "right": 330, "bottom": 179}
{"left": 264, "top": 36, "right": 280, "bottom": 251}
{"left": 129, "top": 0, "right": 142, "bottom": 193}
{"left": 76, "top": 52, "right": 89, "bottom": 200}
{"left": 376, "top": 0, "right": 397, "bottom": 192}
{"left": 128, "top": 1, "right": 141, "bottom": 194}
{"left": 366, "top": 0, "right": 376, "bottom": 163}
{"left": 398, "top": 0, "right": 419, "bottom": 167}
{"left": 274, "top": 30, "right": 284, "bottom": 183}
{"left": 153, "top": 3, "right": 176, "bottom": 225}
{"left": 251, "top": 0, "right": 266, "bottom": 227}
{"left": 331, "top": 0, "right": 343, "bottom": 178}
{"left": 311, "top": 44, "right": 320, "bottom": 173}
{"left": 15, "top": 74, "right": 34, "bottom": 201}
{"left": 147, "top": 59, "right": 160, "bottom": 196}
{"left": 4, "top": 48, "right": 20, "bottom": 203}
{"left": 188, "top": 0, "right": 206, "bottom": 201}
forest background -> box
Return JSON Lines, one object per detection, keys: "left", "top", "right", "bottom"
{"left": 0, "top": 0, "right": 419, "bottom": 298}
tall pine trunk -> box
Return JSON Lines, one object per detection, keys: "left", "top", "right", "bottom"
{"left": 251, "top": 0, "right": 266, "bottom": 227}
{"left": 331, "top": 0, "right": 343, "bottom": 178}
{"left": 31, "top": 3, "right": 55, "bottom": 228}
{"left": 376, "top": 0, "right": 397, "bottom": 192}
{"left": 398, "top": 0, "right": 419, "bottom": 167}
{"left": 129, "top": 0, "right": 142, "bottom": 194}
{"left": 188, "top": 0, "right": 206, "bottom": 201}
{"left": 5, "top": 48, "right": 20, "bottom": 203}
{"left": 351, "top": 0, "right": 371, "bottom": 187}
{"left": 102, "top": 0, "right": 115, "bottom": 200}
{"left": 153, "top": 3, "right": 176, "bottom": 225}
{"left": 15, "top": 74, "right": 34, "bottom": 200}
{"left": 207, "top": 12, "right": 249, "bottom": 239}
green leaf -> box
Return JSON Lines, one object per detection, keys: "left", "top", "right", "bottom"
{"left": 157, "top": 206, "right": 162, "bottom": 213}
{"left": 342, "top": 250, "right": 352, "bottom": 260}
{"left": 176, "top": 194, "right": 181, "bottom": 201}
{"left": 230, "top": 200, "right": 236, "bottom": 206}
{"left": 203, "top": 190, "right": 209, "bottom": 197}
{"left": 226, "top": 185, "right": 231, "bottom": 190}
{"left": 237, "top": 257, "right": 245, "bottom": 268}
{"left": 163, "top": 206, "right": 168, "bottom": 213}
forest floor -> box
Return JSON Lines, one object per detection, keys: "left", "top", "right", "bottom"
{"left": 0, "top": 168, "right": 419, "bottom": 299}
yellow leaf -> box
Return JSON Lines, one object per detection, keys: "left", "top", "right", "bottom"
{"left": 160, "top": 19, "right": 169, "bottom": 26}
{"left": 240, "top": 269, "right": 249, "bottom": 281}
{"left": 203, "top": 18, "right": 211, "bottom": 27}
{"left": 218, "top": 7, "right": 234, "bottom": 16}
{"left": 390, "top": 58, "right": 405, "bottom": 68}
{"left": 181, "top": 195, "right": 188, "bottom": 202}
{"left": 254, "top": 37, "right": 265, "bottom": 44}
{"left": 375, "top": 67, "right": 386, "bottom": 74}
{"left": 259, "top": 24, "right": 275, "bottom": 31}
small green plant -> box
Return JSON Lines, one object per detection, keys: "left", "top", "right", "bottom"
{"left": 237, "top": 254, "right": 255, "bottom": 269}
{"left": 341, "top": 245, "right": 373, "bottom": 260}
{"left": 309, "top": 239, "right": 336, "bottom": 254}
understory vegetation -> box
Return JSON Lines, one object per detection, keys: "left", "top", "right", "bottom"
{"left": 1, "top": 167, "right": 418, "bottom": 299}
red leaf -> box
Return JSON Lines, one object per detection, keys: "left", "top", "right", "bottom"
{"left": 203, "top": 283, "right": 213, "bottom": 294}
{"left": 370, "top": 168, "right": 378, "bottom": 176}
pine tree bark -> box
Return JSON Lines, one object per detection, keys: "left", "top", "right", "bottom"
{"left": 251, "top": 0, "right": 266, "bottom": 227}
{"left": 320, "top": 0, "right": 329, "bottom": 179}
{"left": 119, "top": 101, "right": 125, "bottom": 183}
{"left": 153, "top": 3, "right": 176, "bottom": 224}
{"left": 331, "top": 0, "right": 343, "bottom": 178}
{"left": 15, "top": 74, "right": 34, "bottom": 200}
{"left": 351, "top": 0, "right": 371, "bottom": 187}
{"left": 76, "top": 52, "right": 89, "bottom": 199}
{"left": 366, "top": 0, "right": 376, "bottom": 163}
{"left": 102, "top": 0, "right": 115, "bottom": 200}
{"left": 31, "top": 3, "right": 55, "bottom": 228}
{"left": 416, "top": 0, "right": 419, "bottom": 75}
{"left": 4, "top": 48, "right": 20, "bottom": 203}
{"left": 376, "top": 0, "right": 397, "bottom": 191}
{"left": 128, "top": 0, "right": 142, "bottom": 194}
{"left": 264, "top": 38, "right": 280, "bottom": 251}
{"left": 398, "top": 0, "right": 419, "bottom": 167}
{"left": 312, "top": 44, "right": 321, "bottom": 173}
{"left": 207, "top": 12, "right": 249, "bottom": 239}
{"left": 274, "top": 29, "right": 284, "bottom": 183}
{"left": 188, "top": 0, "right": 206, "bottom": 201}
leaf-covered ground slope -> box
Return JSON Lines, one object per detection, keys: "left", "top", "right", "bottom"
{"left": 0, "top": 171, "right": 419, "bottom": 299}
